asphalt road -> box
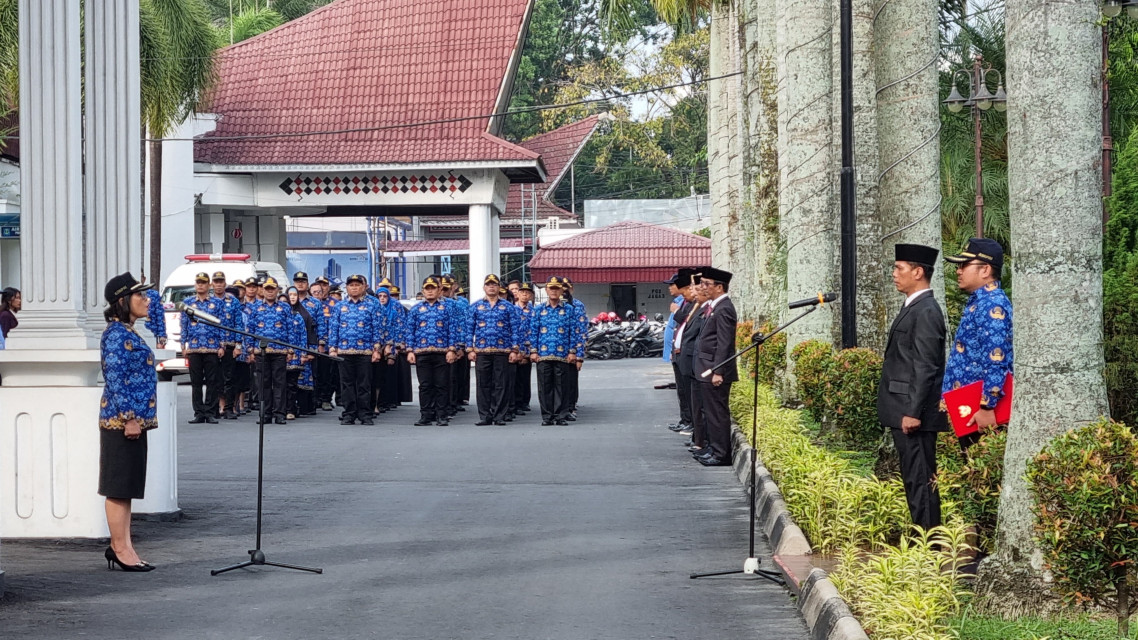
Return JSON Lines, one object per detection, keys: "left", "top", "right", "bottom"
{"left": 0, "top": 359, "right": 808, "bottom": 640}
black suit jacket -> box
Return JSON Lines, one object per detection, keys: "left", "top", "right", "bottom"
{"left": 877, "top": 291, "right": 948, "bottom": 432}
{"left": 677, "top": 301, "right": 705, "bottom": 378}
{"left": 693, "top": 297, "right": 739, "bottom": 384}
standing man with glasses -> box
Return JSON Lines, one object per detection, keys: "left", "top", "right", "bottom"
{"left": 689, "top": 268, "right": 738, "bottom": 467}
{"left": 943, "top": 238, "right": 1013, "bottom": 452}
{"left": 183, "top": 272, "right": 224, "bottom": 424}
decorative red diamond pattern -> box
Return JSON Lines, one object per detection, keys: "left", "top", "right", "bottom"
{"left": 278, "top": 174, "right": 475, "bottom": 197}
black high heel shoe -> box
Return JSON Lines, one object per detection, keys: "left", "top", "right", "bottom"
{"left": 105, "top": 547, "right": 156, "bottom": 572}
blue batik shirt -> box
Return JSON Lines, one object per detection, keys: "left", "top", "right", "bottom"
{"left": 180, "top": 295, "right": 224, "bottom": 354}
{"left": 662, "top": 294, "right": 684, "bottom": 363}
{"left": 570, "top": 297, "right": 588, "bottom": 359}
{"left": 407, "top": 298, "right": 460, "bottom": 354}
{"left": 300, "top": 295, "right": 326, "bottom": 346}
{"left": 515, "top": 302, "right": 535, "bottom": 353}
{"left": 377, "top": 297, "right": 404, "bottom": 351}
{"left": 329, "top": 295, "right": 384, "bottom": 355}
{"left": 145, "top": 288, "right": 167, "bottom": 340}
{"left": 321, "top": 298, "right": 340, "bottom": 344}
{"left": 100, "top": 320, "right": 158, "bottom": 431}
{"left": 467, "top": 297, "right": 522, "bottom": 354}
{"left": 449, "top": 297, "right": 470, "bottom": 349}
{"left": 943, "top": 281, "right": 1013, "bottom": 409}
{"left": 236, "top": 298, "right": 258, "bottom": 362}
{"left": 530, "top": 300, "right": 585, "bottom": 362}
{"left": 213, "top": 291, "right": 244, "bottom": 347}
{"left": 247, "top": 299, "right": 297, "bottom": 354}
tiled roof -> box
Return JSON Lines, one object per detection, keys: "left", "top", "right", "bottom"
{"left": 503, "top": 116, "right": 599, "bottom": 220}
{"left": 194, "top": 0, "right": 541, "bottom": 169}
{"left": 384, "top": 238, "right": 528, "bottom": 253}
{"left": 528, "top": 220, "right": 711, "bottom": 283}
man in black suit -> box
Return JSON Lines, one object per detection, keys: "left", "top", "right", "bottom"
{"left": 877, "top": 244, "right": 947, "bottom": 530}
{"left": 676, "top": 271, "right": 709, "bottom": 449}
{"left": 690, "top": 267, "right": 738, "bottom": 467}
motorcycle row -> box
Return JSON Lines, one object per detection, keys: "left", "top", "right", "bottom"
{"left": 585, "top": 311, "right": 666, "bottom": 360}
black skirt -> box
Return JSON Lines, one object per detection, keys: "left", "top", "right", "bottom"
{"left": 98, "top": 429, "right": 148, "bottom": 500}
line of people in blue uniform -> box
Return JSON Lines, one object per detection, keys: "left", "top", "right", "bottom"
{"left": 179, "top": 269, "right": 589, "bottom": 427}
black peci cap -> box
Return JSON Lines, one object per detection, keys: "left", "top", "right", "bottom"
{"left": 895, "top": 243, "right": 940, "bottom": 268}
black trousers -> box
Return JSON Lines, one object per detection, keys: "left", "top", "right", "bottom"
{"left": 475, "top": 353, "right": 510, "bottom": 422}
{"left": 398, "top": 357, "right": 414, "bottom": 403}
{"left": 536, "top": 360, "right": 572, "bottom": 422}
{"left": 458, "top": 355, "right": 471, "bottom": 402}
{"left": 234, "top": 361, "right": 251, "bottom": 396}
{"left": 287, "top": 369, "right": 301, "bottom": 415}
{"left": 338, "top": 354, "right": 373, "bottom": 420}
{"left": 220, "top": 345, "right": 237, "bottom": 408}
{"left": 375, "top": 358, "right": 399, "bottom": 409}
{"left": 694, "top": 380, "right": 732, "bottom": 459}
{"left": 415, "top": 352, "right": 451, "bottom": 422}
{"left": 689, "top": 375, "right": 707, "bottom": 447}
{"left": 514, "top": 361, "right": 532, "bottom": 410}
{"left": 892, "top": 428, "right": 942, "bottom": 530}
{"left": 673, "top": 360, "right": 692, "bottom": 425}
{"left": 259, "top": 353, "right": 288, "bottom": 420}
{"left": 316, "top": 354, "right": 335, "bottom": 404}
{"left": 187, "top": 352, "right": 220, "bottom": 419}
{"left": 503, "top": 356, "right": 516, "bottom": 417}
{"left": 567, "top": 363, "right": 580, "bottom": 411}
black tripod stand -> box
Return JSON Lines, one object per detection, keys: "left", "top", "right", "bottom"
{"left": 690, "top": 303, "right": 825, "bottom": 584}
{"left": 182, "top": 308, "right": 341, "bottom": 576}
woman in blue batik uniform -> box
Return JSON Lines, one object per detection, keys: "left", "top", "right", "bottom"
{"left": 99, "top": 273, "right": 159, "bottom": 572}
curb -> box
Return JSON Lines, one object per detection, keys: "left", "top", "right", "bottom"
{"left": 730, "top": 427, "right": 870, "bottom": 640}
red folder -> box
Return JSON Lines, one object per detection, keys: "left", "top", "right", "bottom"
{"left": 942, "top": 373, "right": 1014, "bottom": 438}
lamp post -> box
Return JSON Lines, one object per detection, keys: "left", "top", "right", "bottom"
{"left": 943, "top": 58, "right": 1006, "bottom": 238}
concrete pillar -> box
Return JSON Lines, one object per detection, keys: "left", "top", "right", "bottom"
{"left": 84, "top": 0, "right": 142, "bottom": 335}
{"left": 0, "top": 0, "right": 178, "bottom": 545}
{"left": 490, "top": 210, "right": 502, "bottom": 276}
{"left": 12, "top": 0, "right": 88, "bottom": 351}
{"left": 468, "top": 204, "right": 497, "bottom": 293}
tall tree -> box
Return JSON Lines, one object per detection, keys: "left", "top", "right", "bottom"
{"left": 977, "top": 0, "right": 1109, "bottom": 610}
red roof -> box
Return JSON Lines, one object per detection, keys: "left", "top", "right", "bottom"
{"left": 528, "top": 221, "right": 711, "bottom": 283}
{"left": 503, "top": 116, "right": 599, "bottom": 220}
{"left": 384, "top": 237, "right": 528, "bottom": 252}
{"left": 195, "top": 0, "right": 541, "bottom": 170}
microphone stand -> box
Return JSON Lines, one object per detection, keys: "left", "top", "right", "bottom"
{"left": 690, "top": 303, "right": 823, "bottom": 584}
{"left": 184, "top": 310, "right": 342, "bottom": 577}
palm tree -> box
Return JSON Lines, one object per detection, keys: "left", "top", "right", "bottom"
{"left": 217, "top": 6, "right": 285, "bottom": 45}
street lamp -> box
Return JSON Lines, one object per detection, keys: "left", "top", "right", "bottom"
{"left": 943, "top": 58, "right": 1007, "bottom": 237}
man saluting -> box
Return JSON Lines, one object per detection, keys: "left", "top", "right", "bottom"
{"left": 877, "top": 244, "right": 947, "bottom": 530}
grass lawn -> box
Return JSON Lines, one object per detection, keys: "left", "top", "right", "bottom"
{"left": 950, "top": 609, "right": 1137, "bottom": 640}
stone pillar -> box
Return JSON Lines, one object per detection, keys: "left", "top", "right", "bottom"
{"left": 12, "top": 0, "right": 89, "bottom": 351}
{"left": 0, "top": 0, "right": 177, "bottom": 542}
{"left": 468, "top": 204, "right": 496, "bottom": 293}
{"left": 490, "top": 209, "right": 502, "bottom": 276}
{"left": 84, "top": 0, "right": 142, "bottom": 335}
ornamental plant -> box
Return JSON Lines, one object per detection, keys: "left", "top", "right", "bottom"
{"left": 828, "top": 348, "right": 884, "bottom": 451}
{"left": 936, "top": 429, "right": 1006, "bottom": 554}
{"left": 754, "top": 322, "right": 786, "bottom": 389}
{"left": 1027, "top": 418, "right": 1138, "bottom": 637}
{"left": 790, "top": 339, "right": 834, "bottom": 423}
{"left": 736, "top": 320, "right": 756, "bottom": 375}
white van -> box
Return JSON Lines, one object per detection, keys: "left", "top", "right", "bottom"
{"left": 157, "top": 254, "right": 287, "bottom": 380}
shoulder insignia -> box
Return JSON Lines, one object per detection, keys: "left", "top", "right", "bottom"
{"left": 990, "top": 347, "right": 1005, "bottom": 362}
{"left": 985, "top": 282, "right": 998, "bottom": 291}
{"left": 989, "top": 306, "right": 1006, "bottom": 320}
{"left": 956, "top": 341, "right": 965, "bottom": 353}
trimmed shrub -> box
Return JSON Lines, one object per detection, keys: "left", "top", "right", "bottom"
{"left": 1027, "top": 418, "right": 1138, "bottom": 637}
{"left": 754, "top": 322, "right": 786, "bottom": 389}
{"left": 736, "top": 320, "right": 756, "bottom": 376}
{"left": 790, "top": 339, "right": 834, "bottom": 422}
{"left": 829, "top": 348, "right": 884, "bottom": 450}
{"left": 936, "top": 429, "right": 1006, "bottom": 554}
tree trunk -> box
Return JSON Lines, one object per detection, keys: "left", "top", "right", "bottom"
{"left": 976, "top": 0, "right": 1109, "bottom": 612}
{"left": 149, "top": 138, "right": 162, "bottom": 286}
{"left": 873, "top": 0, "right": 942, "bottom": 326}
{"left": 778, "top": 0, "right": 838, "bottom": 356}
{"left": 1117, "top": 564, "right": 1130, "bottom": 638}
{"left": 709, "top": 1, "right": 745, "bottom": 299}
{"left": 741, "top": 0, "right": 782, "bottom": 326}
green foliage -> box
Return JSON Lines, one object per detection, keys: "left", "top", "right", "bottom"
{"left": 936, "top": 429, "right": 1007, "bottom": 554}
{"left": 950, "top": 609, "right": 1138, "bottom": 640}
{"left": 216, "top": 6, "right": 284, "bottom": 45}
{"left": 830, "top": 524, "right": 973, "bottom": 640}
{"left": 1028, "top": 418, "right": 1138, "bottom": 635}
{"left": 693, "top": 226, "right": 711, "bottom": 238}
{"left": 829, "top": 348, "right": 884, "bottom": 450}
{"left": 1104, "top": 127, "right": 1138, "bottom": 427}
{"left": 790, "top": 339, "right": 834, "bottom": 422}
{"left": 203, "top": 0, "right": 330, "bottom": 24}
{"left": 730, "top": 383, "right": 910, "bottom": 553}
{"left": 754, "top": 322, "right": 786, "bottom": 389}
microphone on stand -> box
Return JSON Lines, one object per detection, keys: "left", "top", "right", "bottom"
{"left": 788, "top": 291, "right": 839, "bottom": 310}
{"left": 182, "top": 305, "right": 223, "bottom": 325}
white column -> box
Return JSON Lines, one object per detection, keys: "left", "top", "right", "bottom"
{"left": 468, "top": 204, "right": 495, "bottom": 293}
{"left": 84, "top": 0, "right": 142, "bottom": 335}
{"left": 13, "top": 0, "right": 89, "bottom": 350}
{"left": 490, "top": 209, "right": 501, "bottom": 276}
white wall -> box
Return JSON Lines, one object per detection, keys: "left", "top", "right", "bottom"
{"left": 158, "top": 115, "right": 217, "bottom": 283}
{"left": 571, "top": 282, "right": 673, "bottom": 320}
